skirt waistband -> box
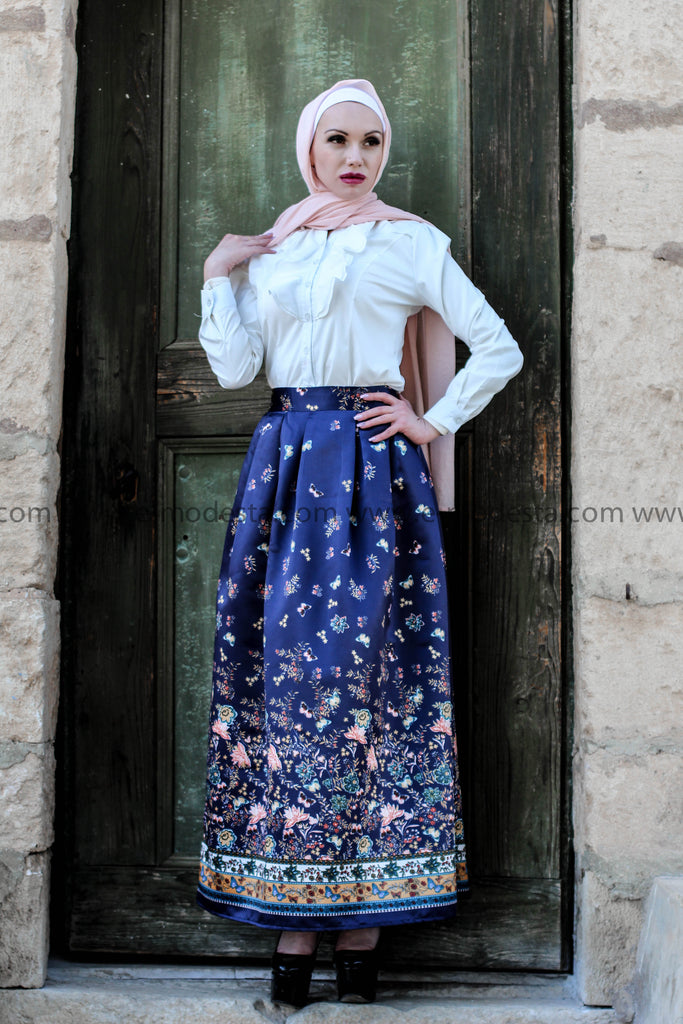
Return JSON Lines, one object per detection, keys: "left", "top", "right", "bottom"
{"left": 269, "top": 386, "right": 399, "bottom": 414}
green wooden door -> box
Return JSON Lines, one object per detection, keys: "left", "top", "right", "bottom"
{"left": 58, "top": 0, "right": 569, "bottom": 970}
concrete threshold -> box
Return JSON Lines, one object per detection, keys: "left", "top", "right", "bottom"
{"left": 0, "top": 961, "right": 619, "bottom": 1024}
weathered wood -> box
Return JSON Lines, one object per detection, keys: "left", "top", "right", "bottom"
{"left": 469, "top": 0, "right": 564, "bottom": 916}
{"left": 450, "top": 431, "right": 474, "bottom": 797}
{"left": 60, "top": 0, "right": 162, "bottom": 868}
{"left": 156, "top": 343, "right": 271, "bottom": 436}
{"left": 69, "top": 865, "right": 562, "bottom": 969}
{"left": 59, "top": 0, "right": 568, "bottom": 971}
{"left": 156, "top": 439, "right": 252, "bottom": 860}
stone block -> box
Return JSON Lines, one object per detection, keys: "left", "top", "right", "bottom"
{"left": 574, "top": 597, "right": 683, "bottom": 745}
{"left": 574, "top": 750, "right": 683, "bottom": 896}
{"left": 0, "top": 15, "right": 76, "bottom": 233}
{"left": 0, "top": 446, "right": 59, "bottom": 591}
{"left": 633, "top": 876, "right": 683, "bottom": 1024}
{"left": 573, "top": 120, "right": 683, "bottom": 253}
{"left": 575, "top": 0, "right": 683, "bottom": 102}
{"left": 0, "top": 238, "right": 68, "bottom": 441}
{"left": 570, "top": 531, "right": 683, "bottom": 607}
{"left": 0, "top": 591, "right": 60, "bottom": 742}
{"left": 0, "top": 849, "right": 49, "bottom": 988}
{"left": 570, "top": 249, "right": 683, "bottom": 603}
{"left": 0, "top": 743, "right": 55, "bottom": 851}
{"left": 575, "top": 870, "right": 643, "bottom": 1008}
{"left": 574, "top": 122, "right": 683, "bottom": 251}
{"left": 572, "top": 251, "right": 682, "bottom": 469}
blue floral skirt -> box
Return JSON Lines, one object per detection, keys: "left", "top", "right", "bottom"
{"left": 197, "top": 386, "right": 468, "bottom": 930}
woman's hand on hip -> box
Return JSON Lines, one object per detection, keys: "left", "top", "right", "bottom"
{"left": 354, "top": 393, "right": 441, "bottom": 446}
{"left": 203, "top": 232, "right": 276, "bottom": 281}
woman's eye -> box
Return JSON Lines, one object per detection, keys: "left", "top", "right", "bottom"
{"left": 364, "top": 137, "right": 381, "bottom": 146}
{"left": 328, "top": 134, "right": 346, "bottom": 144}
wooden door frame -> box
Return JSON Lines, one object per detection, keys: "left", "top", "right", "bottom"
{"left": 55, "top": 0, "right": 574, "bottom": 970}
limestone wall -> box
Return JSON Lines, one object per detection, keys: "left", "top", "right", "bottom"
{"left": 0, "top": 0, "right": 77, "bottom": 987}
{"left": 571, "top": 0, "right": 683, "bottom": 1006}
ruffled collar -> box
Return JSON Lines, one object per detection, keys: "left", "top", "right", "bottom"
{"left": 249, "top": 223, "right": 373, "bottom": 322}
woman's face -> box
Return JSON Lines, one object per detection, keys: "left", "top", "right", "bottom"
{"left": 310, "top": 101, "right": 384, "bottom": 200}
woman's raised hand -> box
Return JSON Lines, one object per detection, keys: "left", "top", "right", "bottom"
{"left": 354, "top": 393, "right": 441, "bottom": 446}
{"left": 203, "top": 232, "right": 277, "bottom": 281}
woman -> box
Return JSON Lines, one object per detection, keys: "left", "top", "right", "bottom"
{"left": 197, "top": 79, "right": 523, "bottom": 1006}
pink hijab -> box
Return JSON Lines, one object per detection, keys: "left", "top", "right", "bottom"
{"left": 270, "top": 79, "right": 455, "bottom": 510}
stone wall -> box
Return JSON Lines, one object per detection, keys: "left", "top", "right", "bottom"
{"left": 0, "top": 0, "right": 78, "bottom": 988}
{"left": 571, "top": 0, "right": 683, "bottom": 1006}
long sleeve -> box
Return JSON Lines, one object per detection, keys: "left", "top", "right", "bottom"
{"left": 197, "top": 223, "right": 522, "bottom": 411}
{"left": 412, "top": 225, "right": 524, "bottom": 434}
{"left": 198, "top": 268, "right": 264, "bottom": 389}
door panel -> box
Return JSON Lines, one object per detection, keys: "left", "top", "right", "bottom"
{"left": 469, "top": 0, "right": 565, "bottom": 885}
{"left": 59, "top": 0, "right": 568, "bottom": 969}
{"left": 59, "top": 0, "right": 162, "bottom": 872}
{"left": 169, "top": 0, "right": 471, "bottom": 349}
{"left": 157, "top": 439, "right": 250, "bottom": 859}
{"left": 69, "top": 867, "right": 561, "bottom": 967}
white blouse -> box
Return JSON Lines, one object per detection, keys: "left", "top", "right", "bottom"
{"left": 199, "top": 220, "right": 523, "bottom": 434}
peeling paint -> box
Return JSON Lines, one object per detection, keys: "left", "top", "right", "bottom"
{"left": 578, "top": 99, "right": 683, "bottom": 132}
{"left": 543, "top": 0, "right": 557, "bottom": 65}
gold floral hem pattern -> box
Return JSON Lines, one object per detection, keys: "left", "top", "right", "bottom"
{"left": 199, "top": 843, "right": 467, "bottom": 922}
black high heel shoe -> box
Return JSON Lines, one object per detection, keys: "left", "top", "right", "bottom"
{"left": 270, "top": 935, "right": 320, "bottom": 1008}
{"left": 333, "top": 947, "right": 380, "bottom": 1003}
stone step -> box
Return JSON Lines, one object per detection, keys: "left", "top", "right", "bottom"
{"left": 0, "top": 962, "right": 619, "bottom": 1024}
{"left": 633, "top": 876, "right": 683, "bottom": 1024}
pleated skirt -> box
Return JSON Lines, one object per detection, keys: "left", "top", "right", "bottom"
{"left": 197, "top": 386, "right": 468, "bottom": 930}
